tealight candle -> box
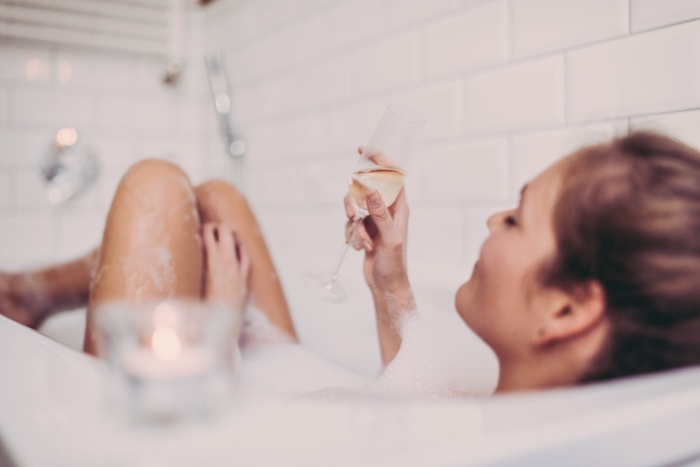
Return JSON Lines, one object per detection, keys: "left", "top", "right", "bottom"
{"left": 122, "top": 327, "right": 215, "bottom": 380}
{"left": 97, "top": 300, "right": 235, "bottom": 425}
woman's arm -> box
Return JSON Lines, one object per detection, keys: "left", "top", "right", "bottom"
{"left": 346, "top": 187, "right": 417, "bottom": 366}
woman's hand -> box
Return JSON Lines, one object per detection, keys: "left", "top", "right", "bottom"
{"left": 345, "top": 147, "right": 415, "bottom": 366}
{"left": 202, "top": 222, "right": 250, "bottom": 312}
{"left": 345, "top": 188, "right": 410, "bottom": 293}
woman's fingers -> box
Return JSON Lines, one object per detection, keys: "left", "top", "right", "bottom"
{"left": 366, "top": 190, "right": 394, "bottom": 236}
{"left": 344, "top": 194, "right": 356, "bottom": 220}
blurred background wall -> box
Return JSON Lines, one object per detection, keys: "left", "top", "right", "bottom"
{"left": 2, "top": 0, "right": 700, "bottom": 290}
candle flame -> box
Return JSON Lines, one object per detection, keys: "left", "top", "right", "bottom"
{"left": 151, "top": 327, "right": 182, "bottom": 360}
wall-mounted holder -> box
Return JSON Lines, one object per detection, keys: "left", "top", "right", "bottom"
{"left": 206, "top": 51, "right": 246, "bottom": 187}
{"left": 39, "top": 128, "right": 99, "bottom": 205}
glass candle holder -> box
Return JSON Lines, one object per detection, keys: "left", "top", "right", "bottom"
{"left": 96, "top": 300, "right": 238, "bottom": 425}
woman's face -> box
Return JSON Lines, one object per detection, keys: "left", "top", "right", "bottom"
{"left": 455, "top": 158, "right": 568, "bottom": 360}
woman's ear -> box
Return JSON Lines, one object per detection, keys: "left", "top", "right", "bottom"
{"left": 533, "top": 281, "right": 606, "bottom": 348}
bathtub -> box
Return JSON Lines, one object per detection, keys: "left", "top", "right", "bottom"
{"left": 2, "top": 255, "right": 700, "bottom": 466}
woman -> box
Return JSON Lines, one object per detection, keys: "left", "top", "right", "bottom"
{"left": 2, "top": 130, "right": 700, "bottom": 393}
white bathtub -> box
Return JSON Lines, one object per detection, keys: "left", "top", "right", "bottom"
{"left": 2, "top": 256, "right": 700, "bottom": 466}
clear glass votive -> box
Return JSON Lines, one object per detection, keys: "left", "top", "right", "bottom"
{"left": 96, "top": 300, "right": 238, "bottom": 425}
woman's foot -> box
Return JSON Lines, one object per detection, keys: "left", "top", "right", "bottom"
{"left": 0, "top": 272, "right": 48, "bottom": 328}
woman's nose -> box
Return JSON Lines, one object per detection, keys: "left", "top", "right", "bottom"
{"left": 487, "top": 212, "right": 503, "bottom": 232}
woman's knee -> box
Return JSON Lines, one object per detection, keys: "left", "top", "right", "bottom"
{"left": 118, "top": 158, "right": 195, "bottom": 205}
{"left": 196, "top": 179, "right": 248, "bottom": 208}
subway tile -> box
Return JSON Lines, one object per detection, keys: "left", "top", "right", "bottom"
{"left": 329, "top": 0, "right": 383, "bottom": 50}
{"left": 425, "top": 1, "right": 508, "bottom": 78}
{"left": 246, "top": 122, "right": 282, "bottom": 161}
{"left": 15, "top": 168, "right": 52, "bottom": 210}
{"left": 94, "top": 172, "right": 123, "bottom": 212}
{"left": 0, "top": 44, "right": 51, "bottom": 82}
{"left": 0, "top": 172, "right": 10, "bottom": 208}
{"left": 258, "top": 0, "right": 331, "bottom": 31}
{"left": 390, "top": 80, "right": 461, "bottom": 141}
{"left": 57, "top": 213, "right": 104, "bottom": 259}
{"left": 464, "top": 55, "right": 565, "bottom": 134}
{"left": 358, "top": 32, "right": 420, "bottom": 95}
{"left": 14, "top": 87, "right": 93, "bottom": 127}
{"left": 511, "top": 121, "right": 628, "bottom": 198}
{"left": 0, "top": 215, "right": 55, "bottom": 257}
{"left": 88, "top": 132, "right": 139, "bottom": 170}
{"left": 205, "top": 0, "right": 261, "bottom": 49}
{"left": 302, "top": 55, "right": 352, "bottom": 108}
{"left": 631, "top": 109, "right": 700, "bottom": 151}
{"left": 407, "top": 206, "right": 463, "bottom": 264}
{"left": 0, "top": 128, "right": 52, "bottom": 167}
{"left": 632, "top": 0, "right": 700, "bottom": 32}
{"left": 331, "top": 99, "right": 388, "bottom": 152}
{"left": 246, "top": 160, "right": 304, "bottom": 205}
{"left": 96, "top": 95, "right": 170, "bottom": 131}
{"left": 275, "top": 113, "right": 332, "bottom": 159}
{"left": 256, "top": 72, "right": 304, "bottom": 119}
{"left": 132, "top": 56, "right": 168, "bottom": 91}
{"left": 568, "top": 22, "right": 700, "bottom": 123}
{"left": 0, "top": 87, "right": 8, "bottom": 125}
{"left": 298, "top": 155, "right": 353, "bottom": 204}
{"left": 416, "top": 138, "right": 508, "bottom": 202}
{"left": 254, "top": 13, "right": 331, "bottom": 77}
{"left": 229, "top": 83, "right": 260, "bottom": 124}
{"left": 171, "top": 95, "right": 208, "bottom": 136}
{"left": 386, "top": 0, "right": 459, "bottom": 30}
{"left": 55, "top": 50, "right": 131, "bottom": 89}
{"left": 512, "top": 0, "right": 628, "bottom": 58}
{"left": 272, "top": 209, "right": 346, "bottom": 259}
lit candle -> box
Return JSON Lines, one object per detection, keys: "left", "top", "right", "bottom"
{"left": 122, "top": 313, "right": 214, "bottom": 380}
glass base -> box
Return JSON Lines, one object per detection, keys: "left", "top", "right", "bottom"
{"left": 303, "top": 271, "right": 351, "bottom": 303}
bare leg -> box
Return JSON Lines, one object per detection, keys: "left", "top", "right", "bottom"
{"left": 83, "top": 159, "right": 203, "bottom": 355}
{"left": 0, "top": 250, "right": 97, "bottom": 328}
{"left": 195, "top": 180, "right": 297, "bottom": 341}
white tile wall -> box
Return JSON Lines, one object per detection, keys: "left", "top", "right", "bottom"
{"left": 408, "top": 206, "right": 463, "bottom": 264}
{"left": 464, "top": 55, "right": 565, "bottom": 135}
{"left": 55, "top": 50, "right": 131, "bottom": 89}
{"left": 329, "top": 0, "right": 384, "bottom": 50}
{"left": 0, "top": 86, "right": 8, "bottom": 125}
{"left": 386, "top": 0, "right": 460, "bottom": 30}
{"left": 425, "top": 1, "right": 508, "bottom": 78}
{"left": 0, "top": 45, "right": 51, "bottom": 82}
{"left": 417, "top": 138, "right": 508, "bottom": 202}
{"left": 0, "top": 172, "right": 10, "bottom": 208}
{"left": 631, "top": 109, "right": 700, "bottom": 150}
{"left": 391, "top": 80, "right": 461, "bottom": 141}
{"left": 15, "top": 87, "right": 93, "bottom": 127}
{"left": 4, "top": 0, "right": 700, "bottom": 285}
{"left": 568, "top": 21, "right": 700, "bottom": 123}
{"left": 510, "top": 121, "right": 628, "bottom": 197}
{"left": 512, "top": 0, "right": 628, "bottom": 58}
{"left": 0, "top": 215, "right": 55, "bottom": 258}
{"left": 631, "top": 0, "right": 700, "bottom": 32}
{"left": 358, "top": 32, "right": 420, "bottom": 95}
{"left": 188, "top": 0, "right": 700, "bottom": 288}
{"left": 0, "top": 128, "right": 51, "bottom": 168}
{"left": 0, "top": 28, "right": 208, "bottom": 267}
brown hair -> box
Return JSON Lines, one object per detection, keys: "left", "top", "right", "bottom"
{"left": 542, "top": 130, "right": 700, "bottom": 382}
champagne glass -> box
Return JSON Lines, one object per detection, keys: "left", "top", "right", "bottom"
{"left": 304, "top": 105, "right": 426, "bottom": 303}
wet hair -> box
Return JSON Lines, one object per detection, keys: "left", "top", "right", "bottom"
{"left": 542, "top": 130, "right": 700, "bottom": 382}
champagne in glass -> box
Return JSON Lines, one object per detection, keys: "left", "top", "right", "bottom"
{"left": 304, "top": 105, "right": 426, "bottom": 303}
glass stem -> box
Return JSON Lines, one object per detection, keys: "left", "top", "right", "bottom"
{"left": 328, "top": 217, "right": 364, "bottom": 285}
